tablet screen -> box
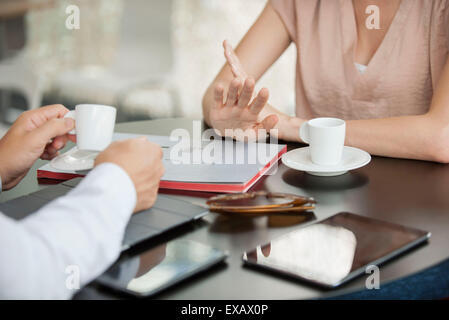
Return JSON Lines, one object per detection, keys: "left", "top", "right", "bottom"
{"left": 243, "top": 212, "right": 430, "bottom": 287}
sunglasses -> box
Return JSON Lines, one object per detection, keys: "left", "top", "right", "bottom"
{"left": 206, "top": 191, "right": 316, "bottom": 216}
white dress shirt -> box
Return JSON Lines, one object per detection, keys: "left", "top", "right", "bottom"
{"left": 0, "top": 163, "right": 136, "bottom": 299}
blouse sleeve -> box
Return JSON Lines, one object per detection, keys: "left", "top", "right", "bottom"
{"left": 270, "top": 0, "right": 298, "bottom": 42}
{"left": 445, "top": 2, "right": 449, "bottom": 50}
{"left": 436, "top": 0, "right": 449, "bottom": 50}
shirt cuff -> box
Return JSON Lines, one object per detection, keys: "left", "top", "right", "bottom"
{"left": 79, "top": 162, "right": 137, "bottom": 220}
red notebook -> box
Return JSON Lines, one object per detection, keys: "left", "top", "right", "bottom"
{"left": 37, "top": 133, "right": 287, "bottom": 193}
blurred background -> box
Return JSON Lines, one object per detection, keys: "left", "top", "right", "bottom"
{"left": 0, "top": 0, "right": 295, "bottom": 137}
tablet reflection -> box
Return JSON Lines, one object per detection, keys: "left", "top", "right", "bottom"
{"left": 97, "top": 240, "right": 226, "bottom": 296}
{"left": 104, "top": 244, "right": 167, "bottom": 292}
{"left": 245, "top": 224, "right": 357, "bottom": 286}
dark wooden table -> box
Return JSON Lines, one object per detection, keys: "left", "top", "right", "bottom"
{"left": 1, "top": 118, "right": 448, "bottom": 299}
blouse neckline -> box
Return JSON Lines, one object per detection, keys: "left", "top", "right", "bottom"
{"left": 342, "top": 0, "right": 412, "bottom": 80}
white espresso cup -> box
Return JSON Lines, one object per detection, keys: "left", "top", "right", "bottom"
{"left": 64, "top": 104, "right": 116, "bottom": 151}
{"left": 299, "top": 117, "right": 346, "bottom": 166}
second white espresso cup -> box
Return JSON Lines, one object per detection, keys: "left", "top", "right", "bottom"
{"left": 299, "top": 117, "right": 346, "bottom": 166}
{"left": 64, "top": 104, "right": 116, "bottom": 151}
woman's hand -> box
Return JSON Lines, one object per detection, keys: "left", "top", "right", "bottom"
{"left": 208, "top": 40, "right": 278, "bottom": 141}
{"left": 0, "top": 105, "right": 75, "bottom": 190}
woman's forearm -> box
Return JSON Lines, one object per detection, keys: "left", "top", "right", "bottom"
{"left": 206, "top": 78, "right": 448, "bottom": 162}
{"left": 272, "top": 111, "right": 448, "bottom": 162}
{"left": 345, "top": 115, "right": 449, "bottom": 162}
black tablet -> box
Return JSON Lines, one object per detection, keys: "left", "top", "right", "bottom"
{"left": 96, "top": 239, "right": 227, "bottom": 297}
{"left": 243, "top": 212, "right": 430, "bottom": 288}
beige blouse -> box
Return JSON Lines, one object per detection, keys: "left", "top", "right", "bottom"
{"left": 271, "top": 0, "right": 449, "bottom": 120}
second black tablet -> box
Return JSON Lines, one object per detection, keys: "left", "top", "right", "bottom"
{"left": 243, "top": 212, "right": 430, "bottom": 288}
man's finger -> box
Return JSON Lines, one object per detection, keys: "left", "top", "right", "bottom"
{"left": 32, "top": 118, "right": 75, "bottom": 145}
{"left": 22, "top": 104, "right": 70, "bottom": 130}
{"left": 249, "top": 88, "right": 269, "bottom": 114}
{"left": 43, "top": 153, "right": 57, "bottom": 160}
{"left": 51, "top": 135, "right": 70, "bottom": 150}
{"left": 37, "top": 104, "right": 70, "bottom": 119}
{"left": 41, "top": 151, "right": 59, "bottom": 160}
{"left": 44, "top": 144, "right": 58, "bottom": 156}
{"left": 40, "top": 152, "right": 52, "bottom": 160}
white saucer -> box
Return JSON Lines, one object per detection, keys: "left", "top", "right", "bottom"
{"left": 50, "top": 147, "right": 99, "bottom": 171}
{"left": 281, "top": 146, "right": 371, "bottom": 177}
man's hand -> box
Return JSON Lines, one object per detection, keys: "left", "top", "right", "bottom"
{"left": 95, "top": 138, "right": 165, "bottom": 213}
{"left": 0, "top": 105, "right": 75, "bottom": 190}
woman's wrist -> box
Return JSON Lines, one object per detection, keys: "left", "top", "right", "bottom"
{"left": 275, "top": 115, "right": 305, "bottom": 142}
{"left": 257, "top": 104, "right": 306, "bottom": 142}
